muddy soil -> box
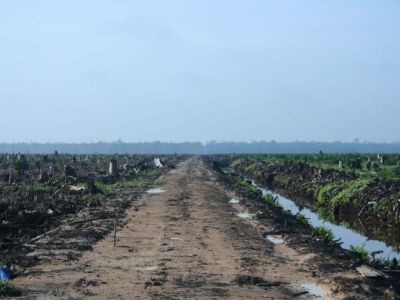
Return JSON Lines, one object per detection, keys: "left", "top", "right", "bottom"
{"left": 10, "top": 158, "right": 391, "bottom": 299}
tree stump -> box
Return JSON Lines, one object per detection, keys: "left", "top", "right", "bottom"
{"left": 109, "top": 160, "right": 118, "bottom": 177}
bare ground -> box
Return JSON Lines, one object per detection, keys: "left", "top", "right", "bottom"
{"left": 12, "top": 157, "right": 361, "bottom": 299}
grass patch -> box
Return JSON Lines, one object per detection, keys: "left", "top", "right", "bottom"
{"left": 314, "top": 226, "right": 337, "bottom": 245}
{"left": 229, "top": 174, "right": 258, "bottom": 195}
{"left": 95, "top": 169, "right": 162, "bottom": 194}
{"left": 296, "top": 213, "right": 312, "bottom": 228}
{"left": 263, "top": 194, "right": 285, "bottom": 212}
{"left": 96, "top": 178, "right": 154, "bottom": 194}
{"left": 230, "top": 158, "right": 246, "bottom": 168}
{"left": 26, "top": 183, "right": 56, "bottom": 194}
{"left": 271, "top": 175, "right": 292, "bottom": 188}
{"left": 244, "top": 163, "right": 262, "bottom": 178}
{"left": 350, "top": 244, "right": 371, "bottom": 263}
{"left": 376, "top": 166, "right": 400, "bottom": 182}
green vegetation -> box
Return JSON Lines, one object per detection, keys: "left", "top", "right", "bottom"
{"left": 243, "top": 163, "right": 262, "bottom": 178}
{"left": 296, "top": 213, "right": 312, "bottom": 228}
{"left": 215, "top": 153, "right": 400, "bottom": 277}
{"left": 228, "top": 153, "right": 400, "bottom": 239}
{"left": 226, "top": 171, "right": 341, "bottom": 248}
{"left": 350, "top": 244, "right": 371, "bottom": 263}
{"left": 263, "top": 194, "right": 285, "bottom": 213}
{"left": 230, "top": 175, "right": 262, "bottom": 199}
{"left": 314, "top": 226, "right": 336, "bottom": 245}
{"left": 95, "top": 170, "right": 159, "bottom": 194}
{"left": 376, "top": 165, "right": 400, "bottom": 181}
{"left": 96, "top": 178, "right": 154, "bottom": 194}
{"left": 231, "top": 158, "right": 246, "bottom": 168}
{"left": 316, "top": 178, "right": 371, "bottom": 216}
{"left": 231, "top": 153, "right": 400, "bottom": 182}
{"left": 26, "top": 183, "right": 56, "bottom": 194}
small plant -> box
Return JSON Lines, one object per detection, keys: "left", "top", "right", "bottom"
{"left": 230, "top": 176, "right": 262, "bottom": 199}
{"left": 314, "top": 226, "right": 335, "bottom": 245}
{"left": 296, "top": 213, "right": 311, "bottom": 228}
{"left": 26, "top": 183, "right": 55, "bottom": 194}
{"left": 350, "top": 244, "right": 371, "bottom": 263}
{"left": 263, "top": 194, "right": 284, "bottom": 212}
{"left": 95, "top": 178, "right": 154, "bottom": 194}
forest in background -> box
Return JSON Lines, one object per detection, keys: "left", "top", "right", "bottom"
{"left": 1, "top": 141, "right": 400, "bottom": 154}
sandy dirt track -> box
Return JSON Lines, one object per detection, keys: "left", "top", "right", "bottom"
{"left": 13, "top": 157, "right": 351, "bottom": 299}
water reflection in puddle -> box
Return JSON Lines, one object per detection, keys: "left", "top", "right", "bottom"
{"left": 266, "top": 235, "right": 284, "bottom": 244}
{"left": 236, "top": 212, "right": 251, "bottom": 219}
{"left": 293, "top": 283, "right": 326, "bottom": 299}
{"left": 147, "top": 187, "right": 165, "bottom": 194}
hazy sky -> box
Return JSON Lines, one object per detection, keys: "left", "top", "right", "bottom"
{"left": 1, "top": 0, "right": 399, "bottom": 143}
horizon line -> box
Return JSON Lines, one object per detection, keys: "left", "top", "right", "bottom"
{"left": 1, "top": 140, "right": 400, "bottom": 145}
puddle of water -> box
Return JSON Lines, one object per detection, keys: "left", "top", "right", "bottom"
{"left": 229, "top": 198, "right": 240, "bottom": 204}
{"left": 247, "top": 179, "right": 400, "bottom": 259}
{"left": 222, "top": 168, "right": 230, "bottom": 174}
{"left": 147, "top": 187, "right": 165, "bottom": 194}
{"left": 266, "top": 235, "right": 284, "bottom": 244}
{"left": 236, "top": 212, "right": 251, "bottom": 219}
{"left": 293, "top": 283, "right": 326, "bottom": 299}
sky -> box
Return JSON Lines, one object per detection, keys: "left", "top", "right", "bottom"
{"left": 0, "top": 0, "right": 399, "bottom": 143}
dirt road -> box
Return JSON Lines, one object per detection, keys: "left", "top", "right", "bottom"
{"left": 13, "top": 157, "right": 351, "bottom": 299}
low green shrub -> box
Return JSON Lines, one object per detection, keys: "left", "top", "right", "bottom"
{"left": 350, "top": 244, "right": 370, "bottom": 263}
{"left": 316, "top": 179, "right": 371, "bottom": 216}
{"left": 26, "top": 183, "right": 56, "bottom": 194}
{"left": 314, "top": 226, "right": 335, "bottom": 245}
{"left": 296, "top": 213, "right": 311, "bottom": 228}
{"left": 96, "top": 178, "right": 154, "bottom": 194}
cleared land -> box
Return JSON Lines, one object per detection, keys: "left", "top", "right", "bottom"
{"left": 1, "top": 156, "right": 398, "bottom": 298}
{"left": 8, "top": 157, "right": 386, "bottom": 299}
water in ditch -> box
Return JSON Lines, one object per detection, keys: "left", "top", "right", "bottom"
{"left": 249, "top": 179, "right": 400, "bottom": 260}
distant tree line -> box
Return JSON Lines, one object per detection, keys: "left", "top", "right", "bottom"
{"left": 1, "top": 141, "right": 400, "bottom": 154}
